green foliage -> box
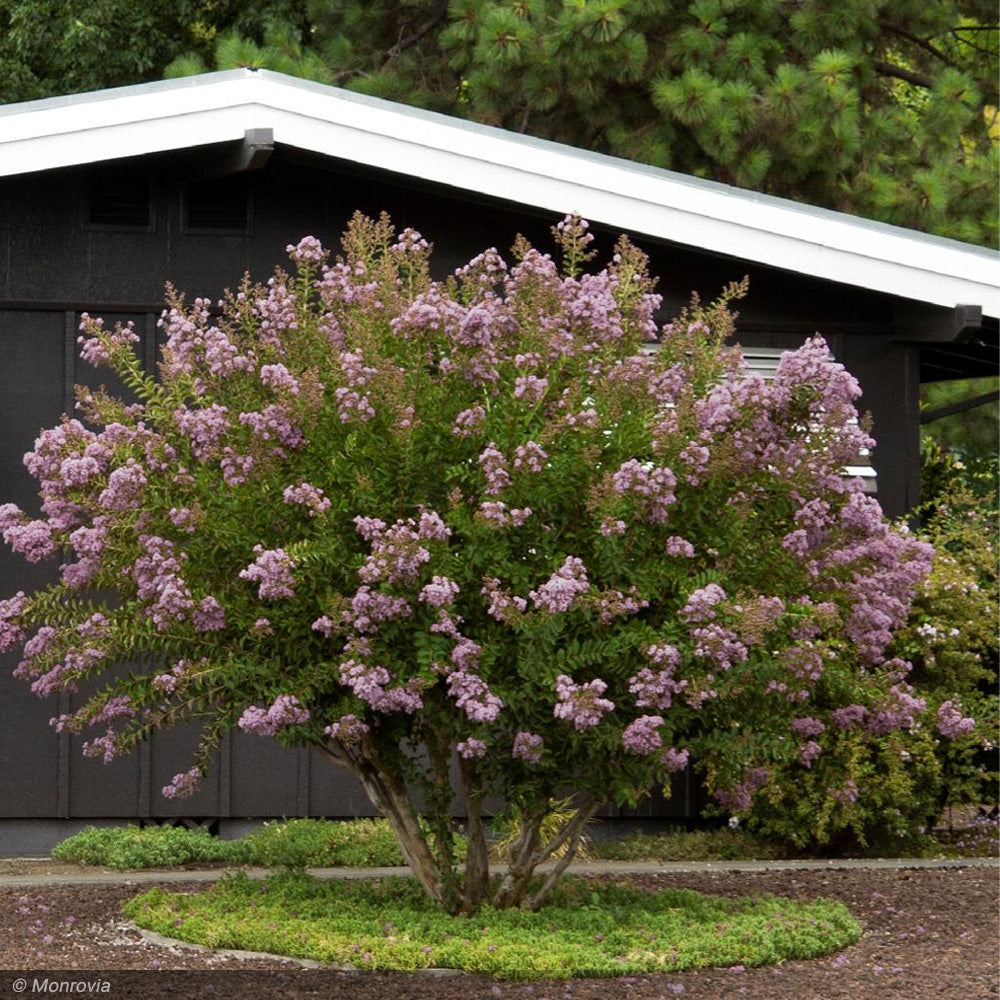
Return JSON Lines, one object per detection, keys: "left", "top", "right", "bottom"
{"left": 51, "top": 818, "right": 426, "bottom": 869}
{"left": 51, "top": 824, "right": 251, "bottom": 869}
{"left": 745, "top": 461, "right": 998, "bottom": 854}
{"left": 920, "top": 376, "right": 1000, "bottom": 467}
{"left": 241, "top": 817, "right": 407, "bottom": 867}
{"left": 0, "top": 1, "right": 311, "bottom": 103}
{"left": 595, "top": 826, "right": 787, "bottom": 862}
{"left": 154, "top": 0, "right": 1000, "bottom": 246}
{"left": 123, "top": 871, "right": 862, "bottom": 978}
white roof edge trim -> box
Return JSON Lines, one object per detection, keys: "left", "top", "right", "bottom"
{"left": 2, "top": 70, "right": 998, "bottom": 316}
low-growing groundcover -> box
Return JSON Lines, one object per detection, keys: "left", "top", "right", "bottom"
{"left": 52, "top": 818, "right": 411, "bottom": 870}
{"left": 123, "top": 871, "right": 862, "bottom": 979}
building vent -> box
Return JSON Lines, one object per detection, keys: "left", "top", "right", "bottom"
{"left": 184, "top": 176, "right": 249, "bottom": 233}
{"left": 87, "top": 174, "right": 153, "bottom": 229}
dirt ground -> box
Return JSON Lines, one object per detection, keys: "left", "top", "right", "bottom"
{"left": 0, "top": 861, "right": 996, "bottom": 999}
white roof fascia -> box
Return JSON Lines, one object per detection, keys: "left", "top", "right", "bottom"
{"left": 2, "top": 70, "right": 997, "bottom": 317}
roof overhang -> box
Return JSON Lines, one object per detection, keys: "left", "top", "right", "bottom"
{"left": 1, "top": 69, "right": 997, "bottom": 317}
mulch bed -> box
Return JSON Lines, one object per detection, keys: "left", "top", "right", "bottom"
{"left": 0, "top": 864, "right": 995, "bottom": 999}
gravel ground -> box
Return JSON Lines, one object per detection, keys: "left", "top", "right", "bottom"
{"left": 0, "top": 862, "right": 995, "bottom": 999}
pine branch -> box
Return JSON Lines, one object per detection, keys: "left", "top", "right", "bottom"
{"left": 384, "top": 9, "right": 449, "bottom": 66}
{"left": 880, "top": 20, "right": 958, "bottom": 68}
{"left": 874, "top": 60, "right": 934, "bottom": 89}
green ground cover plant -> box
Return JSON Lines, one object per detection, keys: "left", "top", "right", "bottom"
{"left": 123, "top": 870, "right": 862, "bottom": 979}
{"left": 51, "top": 824, "right": 251, "bottom": 869}
{"left": 52, "top": 814, "right": 997, "bottom": 870}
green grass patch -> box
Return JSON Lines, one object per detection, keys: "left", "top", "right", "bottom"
{"left": 52, "top": 818, "right": 450, "bottom": 870}
{"left": 123, "top": 871, "right": 862, "bottom": 980}
{"left": 51, "top": 824, "right": 252, "bottom": 869}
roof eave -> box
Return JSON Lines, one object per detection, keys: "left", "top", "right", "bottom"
{"left": 2, "top": 69, "right": 997, "bottom": 317}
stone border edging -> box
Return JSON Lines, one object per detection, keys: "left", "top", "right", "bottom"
{"left": 0, "top": 855, "right": 995, "bottom": 889}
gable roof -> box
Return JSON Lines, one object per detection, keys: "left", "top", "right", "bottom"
{"left": 1, "top": 68, "right": 997, "bottom": 317}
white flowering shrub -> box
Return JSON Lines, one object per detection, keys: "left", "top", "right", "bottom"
{"left": 0, "top": 214, "right": 946, "bottom": 911}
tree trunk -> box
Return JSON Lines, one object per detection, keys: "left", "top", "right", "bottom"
{"left": 314, "top": 742, "right": 446, "bottom": 907}
{"left": 457, "top": 757, "right": 491, "bottom": 913}
{"left": 491, "top": 796, "right": 601, "bottom": 910}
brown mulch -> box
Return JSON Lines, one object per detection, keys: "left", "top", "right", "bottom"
{"left": 0, "top": 863, "right": 996, "bottom": 999}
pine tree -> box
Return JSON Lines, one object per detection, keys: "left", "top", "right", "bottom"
{"left": 2, "top": 1, "right": 996, "bottom": 246}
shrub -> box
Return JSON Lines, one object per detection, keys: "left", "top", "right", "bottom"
{"left": 747, "top": 458, "right": 998, "bottom": 852}
{"left": 242, "top": 817, "right": 407, "bottom": 868}
{"left": 1, "top": 213, "right": 939, "bottom": 912}
{"left": 51, "top": 824, "right": 250, "bottom": 869}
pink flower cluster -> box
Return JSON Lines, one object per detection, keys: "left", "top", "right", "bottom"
{"left": 530, "top": 556, "right": 590, "bottom": 613}
{"left": 512, "top": 441, "right": 548, "bottom": 474}
{"left": 172, "top": 404, "right": 230, "bottom": 460}
{"left": 457, "top": 738, "right": 487, "bottom": 759}
{"left": 77, "top": 316, "right": 139, "bottom": 368}
{"left": 162, "top": 767, "right": 203, "bottom": 799}
{"left": 238, "top": 404, "right": 304, "bottom": 451}
{"left": 452, "top": 405, "right": 486, "bottom": 436}
{"left": 661, "top": 747, "right": 690, "bottom": 773}
{"left": 324, "top": 714, "right": 369, "bottom": 744}
{"left": 865, "top": 684, "right": 926, "bottom": 735}
{"left": 935, "top": 700, "right": 975, "bottom": 739}
{"left": 611, "top": 459, "right": 677, "bottom": 523}
{"left": 622, "top": 715, "right": 664, "bottom": 755}
{"left": 481, "top": 577, "right": 528, "bottom": 622}
{"left": 133, "top": 534, "right": 195, "bottom": 630}
{"left": 477, "top": 501, "right": 532, "bottom": 529}
{"left": 238, "top": 695, "right": 311, "bottom": 736}
{"left": 593, "top": 587, "right": 648, "bottom": 624}
{"left": 446, "top": 667, "right": 503, "bottom": 723}
{"left": 349, "top": 585, "right": 412, "bottom": 633}
{"left": 680, "top": 583, "right": 727, "bottom": 623}
{"left": 0, "top": 506, "right": 56, "bottom": 562}
{"left": 97, "top": 460, "right": 147, "bottom": 511}
{"left": 512, "top": 731, "right": 543, "bottom": 764}
{"left": 553, "top": 674, "right": 614, "bottom": 730}
{"left": 418, "top": 576, "right": 460, "bottom": 608}
{"left": 239, "top": 545, "right": 296, "bottom": 601}
{"left": 158, "top": 299, "right": 253, "bottom": 380}
{"left": 260, "top": 363, "right": 300, "bottom": 395}
{"left": 282, "top": 482, "right": 331, "bottom": 516}
{"left": 355, "top": 510, "right": 450, "bottom": 586}
{"left": 286, "top": 236, "right": 325, "bottom": 265}
{"left": 478, "top": 442, "right": 511, "bottom": 495}
{"left": 628, "top": 651, "right": 688, "bottom": 710}
{"left": 691, "top": 625, "right": 748, "bottom": 671}
{"left": 715, "top": 767, "right": 770, "bottom": 813}
{"left": 339, "top": 658, "right": 423, "bottom": 714}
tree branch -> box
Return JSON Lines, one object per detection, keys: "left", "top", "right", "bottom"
{"left": 384, "top": 9, "right": 449, "bottom": 65}
{"left": 880, "top": 20, "right": 957, "bottom": 68}
{"left": 874, "top": 60, "right": 934, "bottom": 89}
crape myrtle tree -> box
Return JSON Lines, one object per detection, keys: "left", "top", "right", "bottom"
{"left": 0, "top": 214, "right": 952, "bottom": 914}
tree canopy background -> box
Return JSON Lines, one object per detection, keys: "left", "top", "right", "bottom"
{"left": 1, "top": 1, "right": 996, "bottom": 246}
